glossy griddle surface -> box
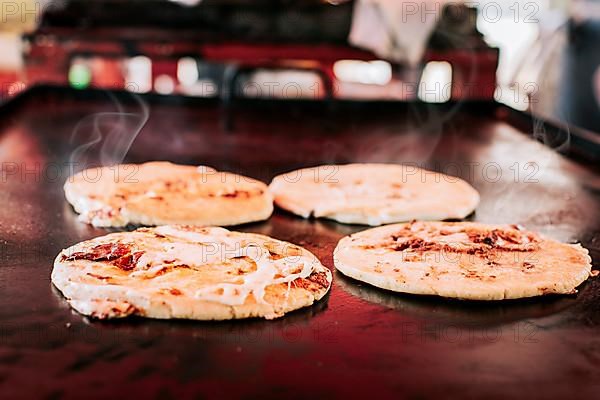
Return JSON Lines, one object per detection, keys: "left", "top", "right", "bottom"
{"left": 1, "top": 87, "right": 599, "bottom": 398}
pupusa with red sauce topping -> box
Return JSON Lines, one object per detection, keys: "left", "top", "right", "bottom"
{"left": 52, "top": 225, "right": 331, "bottom": 320}
{"left": 334, "top": 221, "right": 592, "bottom": 300}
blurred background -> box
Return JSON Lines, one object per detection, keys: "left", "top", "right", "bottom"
{"left": 0, "top": 0, "right": 599, "bottom": 134}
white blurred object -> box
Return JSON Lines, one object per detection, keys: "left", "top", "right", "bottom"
{"left": 418, "top": 61, "right": 452, "bottom": 102}
{"left": 125, "top": 56, "right": 152, "bottom": 93}
{"left": 177, "top": 57, "right": 199, "bottom": 86}
{"left": 349, "top": 0, "right": 450, "bottom": 65}
{"left": 155, "top": 75, "right": 176, "bottom": 95}
{"left": 244, "top": 70, "right": 323, "bottom": 99}
{"left": 168, "top": 0, "right": 202, "bottom": 6}
{"left": 0, "top": 33, "right": 22, "bottom": 70}
{"left": 333, "top": 60, "right": 392, "bottom": 85}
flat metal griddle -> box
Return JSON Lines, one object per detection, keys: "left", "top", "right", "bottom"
{"left": 1, "top": 86, "right": 599, "bottom": 398}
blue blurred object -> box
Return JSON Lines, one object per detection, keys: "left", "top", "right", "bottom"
{"left": 557, "top": 18, "right": 600, "bottom": 134}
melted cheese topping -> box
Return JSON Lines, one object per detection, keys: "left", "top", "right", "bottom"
{"left": 120, "top": 226, "right": 316, "bottom": 306}
{"left": 194, "top": 245, "right": 313, "bottom": 305}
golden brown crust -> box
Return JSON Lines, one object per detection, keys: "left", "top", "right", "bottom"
{"left": 334, "top": 221, "right": 592, "bottom": 300}
{"left": 64, "top": 162, "right": 273, "bottom": 227}
{"left": 52, "top": 225, "right": 332, "bottom": 320}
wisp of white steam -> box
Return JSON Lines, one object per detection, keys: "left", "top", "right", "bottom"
{"left": 69, "top": 92, "right": 149, "bottom": 172}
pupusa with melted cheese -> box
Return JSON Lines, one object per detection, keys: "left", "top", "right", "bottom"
{"left": 52, "top": 225, "right": 332, "bottom": 320}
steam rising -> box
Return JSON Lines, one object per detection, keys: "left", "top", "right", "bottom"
{"left": 69, "top": 92, "right": 149, "bottom": 172}
{"left": 531, "top": 109, "right": 571, "bottom": 154}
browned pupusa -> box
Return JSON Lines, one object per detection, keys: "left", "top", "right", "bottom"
{"left": 64, "top": 161, "right": 273, "bottom": 227}
{"left": 334, "top": 221, "right": 593, "bottom": 300}
{"left": 52, "top": 225, "right": 332, "bottom": 320}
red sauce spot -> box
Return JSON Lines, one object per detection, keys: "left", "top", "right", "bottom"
{"left": 64, "top": 243, "right": 131, "bottom": 262}
{"left": 113, "top": 251, "right": 144, "bottom": 271}
{"left": 268, "top": 250, "right": 284, "bottom": 260}
{"left": 222, "top": 190, "right": 250, "bottom": 198}
{"left": 63, "top": 244, "right": 144, "bottom": 271}
{"left": 221, "top": 189, "right": 263, "bottom": 198}
{"left": 393, "top": 238, "right": 433, "bottom": 252}
{"left": 294, "top": 271, "right": 330, "bottom": 290}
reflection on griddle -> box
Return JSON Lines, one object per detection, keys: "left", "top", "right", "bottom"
{"left": 335, "top": 270, "right": 579, "bottom": 327}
